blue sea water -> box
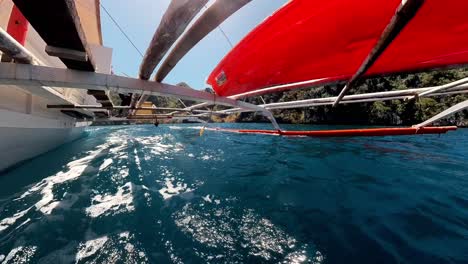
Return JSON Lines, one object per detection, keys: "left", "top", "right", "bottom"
{"left": 0, "top": 124, "right": 467, "bottom": 264}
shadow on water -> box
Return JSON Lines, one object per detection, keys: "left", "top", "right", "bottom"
{"left": 0, "top": 130, "right": 90, "bottom": 177}
{"left": 0, "top": 131, "right": 96, "bottom": 199}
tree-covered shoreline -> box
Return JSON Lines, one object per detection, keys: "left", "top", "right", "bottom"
{"left": 139, "top": 69, "right": 468, "bottom": 127}
{"left": 219, "top": 69, "right": 468, "bottom": 127}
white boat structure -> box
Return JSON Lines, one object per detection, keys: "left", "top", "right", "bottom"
{"left": 0, "top": 0, "right": 113, "bottom": 171}
{"left": 1, "top": 0, "right": 468, "bottom": 171}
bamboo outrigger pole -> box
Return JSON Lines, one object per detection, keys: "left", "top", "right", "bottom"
{"left": 139, "top": 0, "right": 208, "bottom": 80}
{"left": 413, "top": 77, "right": 468, "bottom": 99}
{"left": 155, "top": 0, "right": 252, "bottom": 82}
{"left": 135, "top": 0, "right": 208, "bottom": 111}
{"left": 333, "top": 0, "right": 425, "bottom": 107}
{"left": 413, "top": 100, "right": 468, "bottom": 128}
{"left": 0, "top": 28, "right": 37, "bottom": 64}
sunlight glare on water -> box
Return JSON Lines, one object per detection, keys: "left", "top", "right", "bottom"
{"left": 0, "top": 124, "right": 466, "bottom": 263}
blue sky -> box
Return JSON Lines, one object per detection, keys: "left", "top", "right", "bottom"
{"left": 100, "top": 0, "right": 287, "bottom": 89}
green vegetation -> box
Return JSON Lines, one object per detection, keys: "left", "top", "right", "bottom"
{"left": 137, "top": 70, "right": 468, "bottom": 126}
{"left": 146, "top": 82, "right": 198, "bottom": 109}
{"left": 235, "top": 69, "right": 468, "bottom": 126}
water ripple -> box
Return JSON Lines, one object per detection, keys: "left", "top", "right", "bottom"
{"left": 0, "top": 124, "right": 466, "bottom": 263}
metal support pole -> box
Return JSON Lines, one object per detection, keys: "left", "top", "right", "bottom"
{"left": 412, "top": 77, "right": 468, "bottom": 99}
{"left": 0, "top": 63, "right": 269, "bottom": 118}
{"left": 413, "top": 100, "right": 468, "bottom": 128}
{"left": 333, "top": 0, "right": 425, "bottom": 107}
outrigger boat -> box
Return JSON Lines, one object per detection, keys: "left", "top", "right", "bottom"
{"left": 0, "top": 0, "right": 110, "bottom": 171}
{"left": 1, "top": 0, "right": 467, "bottom": 171}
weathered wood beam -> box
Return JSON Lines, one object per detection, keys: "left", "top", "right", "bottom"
{"left": 155, "top": 0, "right": 252, "bottom": 82}
{"left": 128, "top": 114, "right": 200, "bottom": 119}
{"left": 333, "top": 0, "right": 425, "bottom": 107}
{"left": 135, "top": 0, "right": 208, "bottom": 113}
{"left": 0, "top": 63, "right": 283, "bottom": 129}
{"left": 13, "top": 0, "right": 96, "bottom": 71}
{"left": 0, "top": 63, "right": 270, "bottom": 113}
{"left": 45, "top": 45, "right": 88, "bottom": 62}
{"left": 47, "top": 104, "right": 192, "bottom": 112}
{"left": 127, "top": 116, "right": 173, "bottom": 120}
{"left": 229, "top": 79, "right": 331, "bottom": 100}
{"left": 139, "top": 0, "right": 208, "bottom": 80}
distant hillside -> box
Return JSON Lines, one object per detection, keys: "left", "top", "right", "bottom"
{"left": 146, "top": 82, "right": 198, "bottom": 109}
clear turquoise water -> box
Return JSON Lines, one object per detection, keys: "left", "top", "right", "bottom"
{"left": 0, "top": 124, "right": 467, "bottom": 263}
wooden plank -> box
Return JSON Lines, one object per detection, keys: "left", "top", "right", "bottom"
{"left": 333, "top": 0, "right": 425, "bottom": 106}
{"left": 45, "top": 45, "right": 88, "bottom": 62}
{"left": 13, "top": 0, "right": 96, "bottom": 71}
{"left": 155, "top": 0, "right": 252, "bottom": 82}
{"left": 87, "top": 89, "right": 112, "bottom": 107}
{"left": 0, "top": 63, "right": 268, "bottom": 112}
{"left": 139, "top": 0, "right": 208, "bottom": 80}
{"left": 0, "top": 63, "right": 281, "bottom": 129}
{"left": 46, "top": 104, "right": 192, "bottom": 112}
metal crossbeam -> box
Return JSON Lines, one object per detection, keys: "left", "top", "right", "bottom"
{"left": 46, "top": 104, "right": 193, "bottom": 112}
{"left": 0, "top": 63, "right": 280, "bottom": 130}
{"left": 229, "top": 78, "right": 329, "bottom": 100}
{"left": 413, "top": 100, "right": 468, "bottom": 128}
{"left": 413, "top": 77, "right": 468, "bottom": 99}
{"left": 263, "top": 85, "right": 468, "bottom": 110}
{"left": 0, "top": 63, "right": 242, "bottom": 107}
{"left": 173, "top": 79, "right": 468, "bottom": 115}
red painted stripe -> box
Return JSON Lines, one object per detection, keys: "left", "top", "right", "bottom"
{"left": 208, "top": 126, "right": 457, "bottom": 137}
{"left": 7, "top": 5, "right": 29, "bottom": 45}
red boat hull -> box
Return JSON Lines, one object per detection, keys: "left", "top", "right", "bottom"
{"left": 208, "top": 0, "right": 468, "bottom": 96}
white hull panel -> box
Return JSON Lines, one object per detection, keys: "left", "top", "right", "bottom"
{"left": 0, "top": 125, "right": 85, "bottom": 172}
{"left": 1, "top": 0, "right": 109, "bottom": 172}
{"left": 0, "top": 108, "right": 90, "bottom": 172}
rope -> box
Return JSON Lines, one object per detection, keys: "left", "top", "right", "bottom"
{"left": 100, "top": 3, "right": 144, "bottom": 58}
{"left": 217, "top": 26, "right": 234, "bottom": 49}
{"left": 203, "top": 4, "right": 234, "bottom": 49}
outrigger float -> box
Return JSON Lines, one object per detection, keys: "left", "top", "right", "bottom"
{"left": 1, "top": 0, "right": 468, "bottom": 169}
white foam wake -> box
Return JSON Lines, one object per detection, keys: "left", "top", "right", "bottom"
{"left": 86, "top": 182, "right": 135, "bottom": 218}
